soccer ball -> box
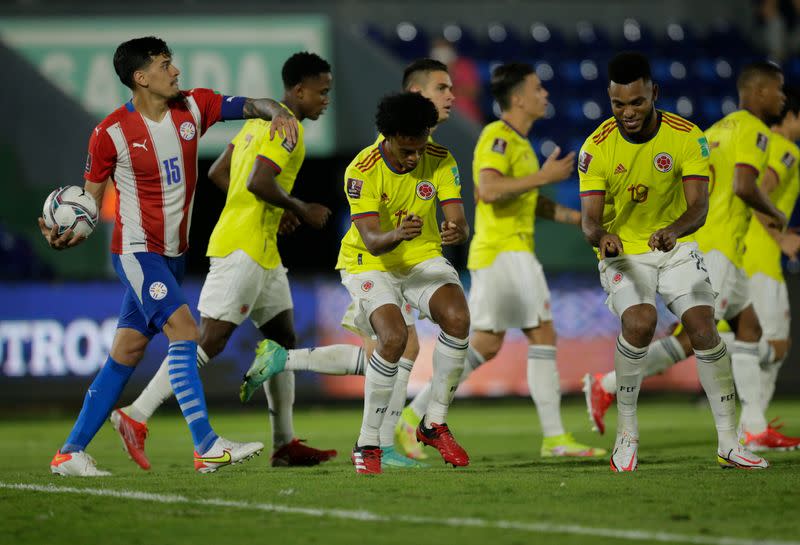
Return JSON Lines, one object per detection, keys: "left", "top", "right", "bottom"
{"left": 42, "top": 186, "right": 99, "bottom": 238}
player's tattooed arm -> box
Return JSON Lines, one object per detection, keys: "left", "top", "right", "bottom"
{"left": 242, "top": 98, "right": 299, "bottom": 146}
{"left": 734, "top": 165, "right": 786, "bottom": 230}
{"left": 208, "top": 144, "right": 233, "bottom": 193}
{"left": 649, "top": 178, "right": 709, "bottom": 252}
{"left": 535, "top": 195, "right": 581, "bottom": 225}
{"left": 581, "top": 192, "right": 622, "bottom": 257}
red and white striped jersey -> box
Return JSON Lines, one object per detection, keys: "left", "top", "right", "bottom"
{"left": 84, "top": 88, "right": 223, "bottom": 256}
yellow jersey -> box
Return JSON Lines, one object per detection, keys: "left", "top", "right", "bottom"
{"left": 336, "top": 140, "right": 462, "bottom": 273}
{"left": 743, "top": 132, "right": 800, "bottom": 281}
{"left": 206, "top": 107, "right": 305, "bottom": 269}
{"left": 578, "top": 111, "right": 711, "bottom": 256}
{"left": 468, "top": 120, "right": 540, "bottom": 270}
{"left": 695, "top": 109, "right": 771, "bottom": 267}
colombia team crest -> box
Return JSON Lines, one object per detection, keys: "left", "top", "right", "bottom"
{"left": 416, "top": 180, "right": 436, "bottom": 200}
{"left": 653, "top": 152, "right": 673, "bottom": 173}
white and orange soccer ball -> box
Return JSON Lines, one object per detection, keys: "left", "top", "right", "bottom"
{"left": 42, "top": 185, "right": 99, "bottom": 238}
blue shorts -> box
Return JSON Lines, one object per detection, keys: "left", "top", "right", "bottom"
{"left": 112, "top": 252, "right": 187, "bottom": 338}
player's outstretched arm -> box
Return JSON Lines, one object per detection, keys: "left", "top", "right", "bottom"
{"left": 38, "top": 179, "right": 107, "bottom": 251}
{"left": 734, "top": 165, "right": 787, "bottom": 230}
{"left": 478, "top": 146, "right": 576, "bottom": 204}
{"left": 535, "top": 194, "right": 581, "bottom": 226}
{"left": 245, "top": 160, "right": 331, "bottom": 229}
{"left": 354, "top": 214, "right": 422, "bottom": 256}
{"left": 649, "top": 178, "right": 709, "bottom": 252}
{"left": 242, "top": 99, "right": 299, "bottom": 146}
{"left": 440, "top": 201, "right": 469, "bottom": 245}
{"left": 208, "top": 144, "right": 233, "bottom": 193}
{"left": 581, "top": 192, "right": 622, "bottom": 257}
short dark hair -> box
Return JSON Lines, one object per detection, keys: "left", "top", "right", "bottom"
{"left": 608, "top": 52, "right": 652, "bottom": 85}
{"left": 375, "top": 92, "right": 438, "bottom": 138}
{"left": 113, "top": 37, "right": 172, "bottom": 90}
{"left": 737, "top": 61, "right": 783, "bottom": 91}
{"left": 490, "top": 62, "right": 535, "bottom": 111}
{"left": 402, "top": 58, "right": 448, "bottom": 90}
{"left": 282, "top": 52, "right": 332, "bottom": 88}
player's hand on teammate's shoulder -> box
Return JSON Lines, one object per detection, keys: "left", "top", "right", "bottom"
{"left": 268, "top": 109, "right": 299, "bottom": 146}
{"left": 299, "top": 202, "right": 332, "bottom": 229}
{"left": 599, "top": 233, "right": 623, "bottom": 258}
{"left": 37, "top": 217, "right": 86, "bottom": 251}
{"left": 396, "top": 213, "right": 423, "bottom": 241}
{"left": 648, "top": 228, "right": 678, "bottom": 252}
{"left": 540, "top": 145, "right": 576, "bottom": 184}
{"left": 277, "top": 210, "right": 301, "bottom": 235}
{"left": 440, "top": 220, "right": 467, "bottom": 245}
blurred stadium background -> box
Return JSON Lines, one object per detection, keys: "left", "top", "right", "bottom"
{"left": 2, "top": 0, "right": 800, "bottom": 408}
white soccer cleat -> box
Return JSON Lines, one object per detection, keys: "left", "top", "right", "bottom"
{"left": 610, "top": 432, "right": 639, "bottom": 472}
{"left": 194, "top": 436, "right": 264, "bottom": 474}
{"left": 717, "top": 445, "right": 769, "bottom": 470}
{"left": 50, "top": 450, "right": 111, "bottom": 477}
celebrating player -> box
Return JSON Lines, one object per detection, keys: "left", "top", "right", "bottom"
{"left": 397, "top": 62, "right": 605, "bottom": 459}
{"left": 579, "top": 52, "right": 769, "bottom": 471}
{"left": 107, "top": 52, "right": 337, "bottom": 470}
{"left": 41, "top": 36, "right": 297, "bottom": 476}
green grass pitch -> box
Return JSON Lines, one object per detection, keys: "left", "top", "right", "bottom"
{"left": 2, "top": 397, "right": 799, "bottom": 545}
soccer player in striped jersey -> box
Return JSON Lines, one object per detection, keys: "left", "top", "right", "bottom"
{"left": 107, "top": 52, "right": 338, "bottom": 470}
{"left": 41, "top": 36, "right": 297, "bottom": 476}
{"left": 579, "top": 52, "right": 768, "bottom": 471}
{"left": 585, "top": 81, "right": 800, "bottom": 451}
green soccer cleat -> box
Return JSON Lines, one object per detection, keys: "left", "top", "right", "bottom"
{"left": 239, "top": 339, "right": 288, "bottom": 403}
{"left": 381, "top": 446, "right": 429, "bottom": 469}
{"left": 395, "top": 406, "right": 428, "bottom": 460}
{"left": 540, "top": 432, "right": 607, "bottom": 458}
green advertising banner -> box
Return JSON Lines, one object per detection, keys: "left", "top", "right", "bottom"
{"left": 0, "top": 16, "right": 334, "bottom": 157}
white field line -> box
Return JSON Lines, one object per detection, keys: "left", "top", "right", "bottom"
{"left": 1, "top": 481, "right": 797, "bottom": 545}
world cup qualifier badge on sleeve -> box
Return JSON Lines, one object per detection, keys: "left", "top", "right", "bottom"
{"left": 578, "top": 150, "right": 593, "bottom": 173}
{"left": 347, "top": 178, "right": 363, "bottom": 198}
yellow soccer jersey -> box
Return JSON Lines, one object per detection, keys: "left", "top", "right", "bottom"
{"left": 578, "top": 111, "right": 711, "bottom": 256}
{"left": 468, "top": 120, "right": 540, "bottom": 270}
{"left": 207, "top": 106, "right": 305, "bottom": 269}
{"left": 695, "top": 109, "right": 771, "bottom": 267}
{"left": 743, "top": 132, "right": 800, "bottom": 281}
{"left": 336, "top": 140, "right": 463, "bottom": 273}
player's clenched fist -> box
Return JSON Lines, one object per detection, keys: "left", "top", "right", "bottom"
{"left": 396, "top": 213, "right": 423, "bottom": 241}
{"left": 648, "top": 228, "right": 678, "bottom": 252}
{"left": 441, "top": 220, "right": 467, "bottom": 245}
{"left": 599, "top": 233, "right": 623, "bottom": 258}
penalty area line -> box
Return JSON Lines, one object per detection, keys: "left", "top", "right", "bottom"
{"left": 0, "top": 481, "right": 797, "bottom": 545}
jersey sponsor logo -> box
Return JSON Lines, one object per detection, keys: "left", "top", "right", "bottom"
{"left": 416, "top": 180, "right": 436, "bottom": 200}
{"left": 179, "top": 121, "right": 196, "bottom": 141}
{"left": 148, "top": 281, "right": 168, "bottom": 301}
{"left": 347, "top": 178, "right": 364, "bottom": 198}
{"left": 698, "top": 137, "right": 710, "bottom": 157}
{"left": 281, "top": 138, "right": 296, "bottom": 152}
{"left": 654, "top": 152, "right": 673, "bottom": 173}
{"left": 132, "top": 139, "right": 149, "bottom": 152}
{"left": 614, "top": 163, "right": 627, "bottom": 174}
{"left": 361, "top": 280, "right": 374, "bottom": 292}
{"left": 756, "top": 132, "right": 768, "bottom": 151}
{"left": 85, "top": 153, "right": 92, "bottom": 173}
{"left": 491, "top": 138, "right": 507, "bottom": 154}
{"left": 782, "top": 151, "right": 797, "bottom": 168}
{"left": 578, "top": 151, "right": 593, "bottom": 173}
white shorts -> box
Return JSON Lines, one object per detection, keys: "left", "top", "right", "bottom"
{"left": 197, "top": 250, "right": 293, "bottom": 328}
{"left": 340, "top": 299, "right": 415, "bottom": 336}
{"left": 599, "top": 242, "right": 715, "bottom": 318}
{"left": 704, "top": 250, "right": 751, "bottom": 321}
{"left": 749, "top": 273, "right": 790, "bottom": 340}
{"left": 340, "top": 256, "right": 462, "bottom": 337}
{"left": 469, "top": 251, "right": 552, "bottom": 332}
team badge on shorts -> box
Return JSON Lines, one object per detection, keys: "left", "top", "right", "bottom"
{"left": 612, "top": 272, "right": 623, "bottom": 284}
{"left": 361, "top": 280, "right": 374, "bottom": 292}
{"left": 416, "top": 180, "right": 436, "bottom": 200}
{"left": 240, "top": 304, "right": 250, "bottom": 315}
{"left": 653, "top": 152, "right": 673, "bottom": 173}
{"left": 149, "top": 282, "right": 168, "bottom": 300}
{"left": 179, "top": 121, "right": 196, "bottom": 141}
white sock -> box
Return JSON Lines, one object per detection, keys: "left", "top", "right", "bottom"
{"left": 127, "top": 346, "right": 209, "bottom": 422}
{"left": 425, "top": 332, "right": 468, "bottom": 425}
{"left": 614, "top": 335, "right": 647, "bottom": 437}
{"left": 527, "top": 345, "right": 564, "bottom": 437}
{"left": 409, "top": 345, "right": 483, "bottom": 419}
{"left": 760, "top": 356, "right": 785, "bottom": 414}
{"left": 379, "top": 357, "right": 414, "bottom": 446}
{"left": 600, "top": 370, "right": 617, "bottom": 394}
{"left": 599, "top": 335, "right": 686, "bottom": 394}
{"left": 265, "top": 370, "right": 295, "bottom": 449}
{"left": 695, "top": 341, "right": 739, "bottom": 451}
{"left": 357, "top": 352, "right": 397, "bottom": 447}
{"left": 757, "top": 337, "right": 776, "bottom": 367}
{"left": 732, "top": 340, "right": 767, "bottom": 433}
{"left": 285, "top": 345, "right": 365, "bottom": 375}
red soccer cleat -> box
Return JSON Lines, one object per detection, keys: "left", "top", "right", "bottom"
{"left": 109, "top": 409, "right": 150, "bottom": 470}
{"left": 351, "top": 444, "right": 382, "bottom": 474}
{"left": 271, "top": 438, "right": 338, "bottom": 467}
{"left": 582, "top": 373, "right": 615, "bottom": 435}
{"left": 742, "top": 419, "right": 800, "bottom": 452}
{"left": 416, "top": 421, "right": 469, "bottom": 467}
